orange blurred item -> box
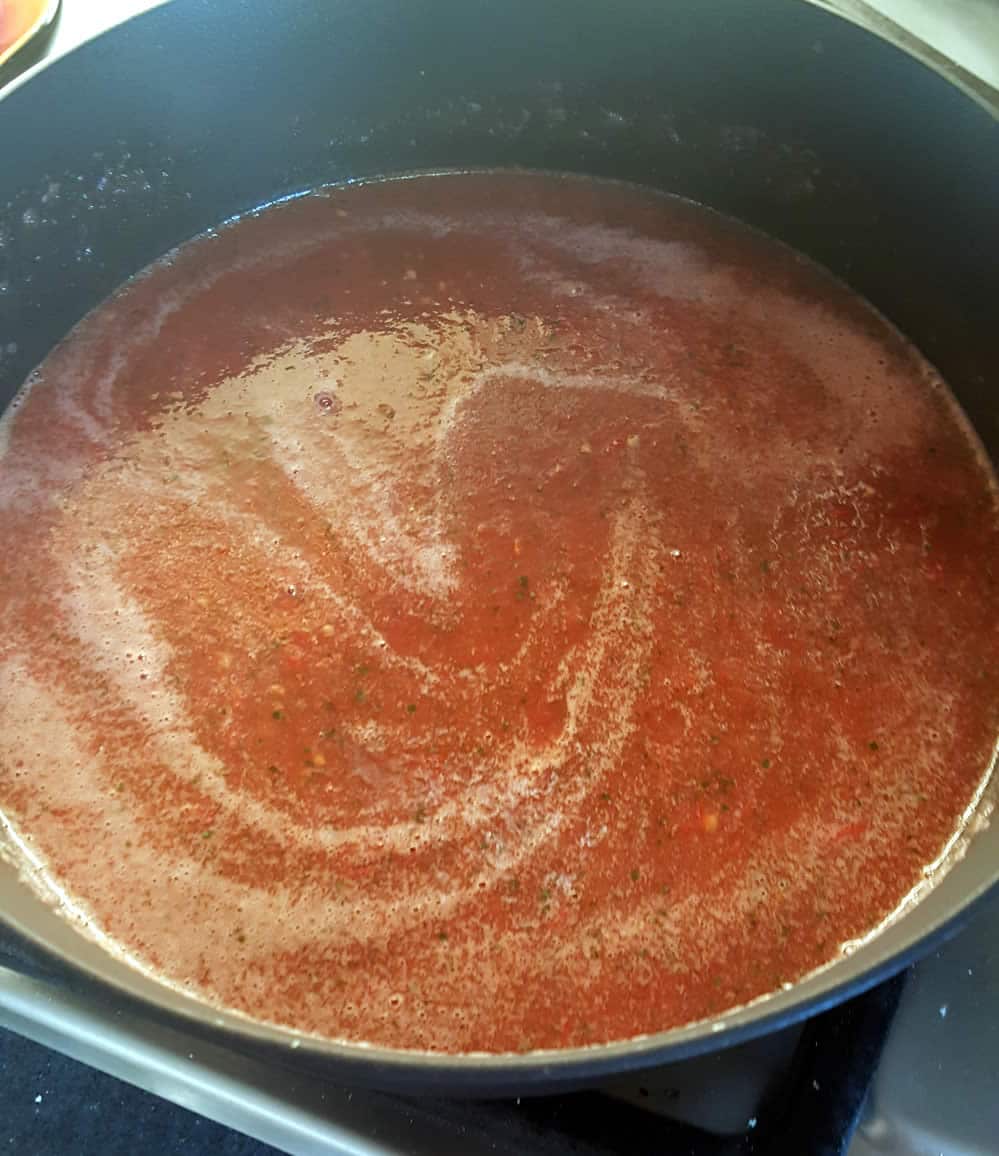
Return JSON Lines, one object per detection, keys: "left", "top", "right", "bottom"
{"left": 0, "top": 0, "right": 59, "bottom": 65}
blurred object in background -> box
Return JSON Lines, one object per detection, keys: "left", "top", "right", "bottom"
{"left": 1, "top": 0, "right": 166, "bottom": 88}
{"left": 821, "top": 0, "right": 999, "bottom": 93}
{"left": 0, "top": 0, "right": 60, "bottom": 74}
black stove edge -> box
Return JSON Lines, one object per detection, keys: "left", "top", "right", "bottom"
{"left": 748, "top": 973, "right": 906, "bottom": 1156}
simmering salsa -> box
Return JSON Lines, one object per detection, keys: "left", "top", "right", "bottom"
{"left": 0, "top": 173, "right": 996, "bottom": 1052}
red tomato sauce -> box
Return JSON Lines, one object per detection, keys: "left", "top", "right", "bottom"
{"left": 0, "top": 173, "right": 996, "bottom": 1053}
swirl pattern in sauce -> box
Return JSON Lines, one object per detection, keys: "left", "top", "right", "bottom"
{"left": 0, "top": 173, "right": 996, "bottom": 1053}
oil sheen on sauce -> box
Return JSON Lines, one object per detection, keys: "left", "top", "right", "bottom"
{"left": 0, "top": 173, "right": 996, "bottom": 1054}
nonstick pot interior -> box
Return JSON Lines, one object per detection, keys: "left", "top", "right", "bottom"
{"left": 0, "top": 0, "right": 996, "bottom": 1092}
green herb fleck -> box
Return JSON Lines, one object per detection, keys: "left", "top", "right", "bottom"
{"left": 630, "top": 868, "right": 640, "bottom": 882}
{"left": 201, "top": 829, "right": 214, "bottom": 840}
{"left": 869, "top": 740, "right": 879, "bottom": 751}
{"left": 272, "top": 709, "right": 284, "bottom": 720}
{"left": 761, "top": 758, "right": 771, "bottom": 769}
{"left": 437, "top": 931, "right": 448, "bottom": 942}
{"left": 406, "top": 703, "right": 417, "bottom": 714}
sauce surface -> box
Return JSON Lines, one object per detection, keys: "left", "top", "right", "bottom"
{"left": 0, "top": 173, "right": 996, "bottom": 1053}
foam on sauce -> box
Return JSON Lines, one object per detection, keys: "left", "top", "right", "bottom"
{"left": 0, "top": 173, "right": 996, "bottom": 1053}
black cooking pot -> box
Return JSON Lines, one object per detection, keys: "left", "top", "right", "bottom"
{"left": 0, "top": 0, "right": 996, "bottom": 1094}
